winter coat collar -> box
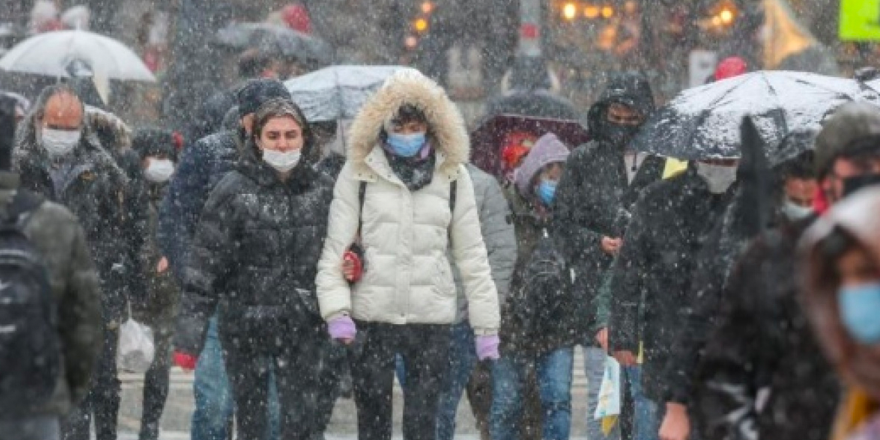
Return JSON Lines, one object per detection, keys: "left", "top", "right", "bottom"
{"left": 347, "top": 70, "right": 469, "bottom": 179}
{"left": 358, "top": 145, "right": 461, "bottom": 188}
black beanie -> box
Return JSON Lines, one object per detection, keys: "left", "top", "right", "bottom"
{"left": 237, "top": 79, "right": 291, "bottom": 117}
{"left": 132, "top": 128, "right": 178, "bottom": 161}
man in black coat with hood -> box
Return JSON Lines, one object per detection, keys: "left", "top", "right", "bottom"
{"left": 552, "top": 71, "right": 664, "bottom": 440}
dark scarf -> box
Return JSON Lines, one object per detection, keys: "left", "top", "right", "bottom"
{"left": 385, "top": 147, "right": 436, "bottom": 191}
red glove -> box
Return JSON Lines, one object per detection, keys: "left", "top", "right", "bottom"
{"left": 174, "top": 351, "right": 198, "bottom": 370}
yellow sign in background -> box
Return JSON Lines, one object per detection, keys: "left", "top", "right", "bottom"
{"left": 840, "top": 0, "right": 880, "bottom": 41}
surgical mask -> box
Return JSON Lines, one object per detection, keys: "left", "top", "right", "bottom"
{"left": 601, "top": 121, "right": 640, "bottom": 148}
{"left": 386, "top": 132, "right": 426, "bottom": 158}
{"left": 781, "top": 199, "right": 813, "bottom": 221}
{"left": 696, "top": 162, "right": 738, "bottom": 194}
{"left": 41, "top": 127, "right": 81, "bottom": 157}
{"left": 144, "top": 158, "right": 175, "bottom": 183}
{"left": 261, "top": 148, "right": 301, "bottom": 173}
{"left": 537, "top": 179, "right": 558, "bottom": 206}
{"left": 838, "top": 282, "right": 880, "bottom": 344}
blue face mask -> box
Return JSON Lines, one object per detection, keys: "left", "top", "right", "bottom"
{"left": 838, "top": 282, "right": 880, "bottom": 344}
{"left": 537, "top": 180, "right": 558, "bottom": 206}
{"left": 386, "top": 132, "right": 426, "bottom": 158}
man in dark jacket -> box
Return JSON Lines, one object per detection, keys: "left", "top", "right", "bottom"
{"left": 693, "top": 102, "right": 880, "bottom": 440}
{"left": 175, "top": 97, "right": 335, "bottom": 440}
{"left": 656, "top": 142, "right": 818, "bottom": 440}
{"left": 0, "top": 94, "right": 102, "bottom": 440}
{"left": 608, "top": 158, "right": 739, "bottom": 438}
{"left": 159, "top": 79, "right": 292, "bottom": 440}
{"left": 13, "top": 84, "right": 138, "bottom": 440}
{"left": 552, "top": 71, "right": 663, "bottom": 440}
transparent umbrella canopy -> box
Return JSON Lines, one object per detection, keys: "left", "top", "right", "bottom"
{"left": 0, "top": 29, "right": 156, "bottom": 82}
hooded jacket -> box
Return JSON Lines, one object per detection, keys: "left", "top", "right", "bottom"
{"left": 608, "top": 167, "right": 737, "bottom": 400}
{"left": 316, "top": 70, "right": 501, "bottom": 335}
{"left": 553, "top": 73, "right": 664, "bottom": 336}
{"left": 14, "top": 92, "right": 136, "bottom": 326}
{"left": 502, "top": 134, "right": 581, "bottom": 355}
{"left": 802, "top": 187, "right": 880, "bottom": 404}
{"left": 175, "top": 113, "right": 334, "bottom": 356}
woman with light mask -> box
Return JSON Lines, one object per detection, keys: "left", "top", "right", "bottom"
{"left": 129, "top": 127, "right": 180, "bottom": 440}
{"left": 174, "top": 98, "right": 336, "bottom": 440}
{"left": 801, "top": 186, "right": 880, "bottom": 440}
{"left": 316, "top": 69, "right": 500, "bottom": 440}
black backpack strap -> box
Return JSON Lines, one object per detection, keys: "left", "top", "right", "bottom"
{"left": 449, "top": 181, "right": 457, "bottom": 215}
{"left": 357, "top": 181, "right": 367, "bottom": 237}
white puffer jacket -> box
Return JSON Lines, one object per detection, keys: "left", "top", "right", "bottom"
{"left": 316, "top": 70, "right": 500, "bottom": 335}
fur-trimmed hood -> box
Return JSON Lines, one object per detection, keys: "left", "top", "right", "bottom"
{"left": 347, "top": 69, "right": 470, "bottom": 174}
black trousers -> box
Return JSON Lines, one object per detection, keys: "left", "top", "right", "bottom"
{"left": 220, "top": 320, "right": 323, "bottom": 440}
{"left": 350, "top": 322, "right": 451, "bottom": 440}
{"left": 63, "top": 327, "right": 120, "bottom": 440}
{"left": 139, "top": 314, "right": 174, "bottom": 440}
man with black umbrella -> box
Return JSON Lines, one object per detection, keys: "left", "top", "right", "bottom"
{"left": 692, "top": 102, "right": 880, "bottom": 440}
{"left": 607, "top": 152, "right": 740, "bottom": 440}
{"left": 553, "top": 71, "right": 664, "bottom": 440}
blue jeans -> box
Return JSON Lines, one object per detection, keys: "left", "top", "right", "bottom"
{"left": 436, "top": 322, "right": 478, "bottom": 440}
{"left": 625, "top": 365, "right": 659, "bottom": 440}
{"left": 191, "top": 317, "right": 281, "bottom": 440}
{"left": 491, "top": 348, "right": 573, "bottom": 440}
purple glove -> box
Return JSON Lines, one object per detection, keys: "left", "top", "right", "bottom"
{"left": 328, "top": 316, "right": 357, "bottom": 341}
{"left": 476, "top": 335, "right": 500, "bottom": 360}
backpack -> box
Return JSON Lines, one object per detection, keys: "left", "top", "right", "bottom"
{"left": 0, "top": 190, "right": 60, "bottom": 414}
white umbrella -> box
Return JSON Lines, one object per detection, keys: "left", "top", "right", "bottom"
{"left": 0, "top": 30, "right": 155, "bottom": 82}
{"left": 285, "top": 65, "right": 414, "bottom": 122}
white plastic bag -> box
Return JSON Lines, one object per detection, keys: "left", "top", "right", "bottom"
{"left": 594, "top": 355, "right": 622, "bottom": 420}
{"left": 117, "top": 314, "right": 155, "bottom": 374}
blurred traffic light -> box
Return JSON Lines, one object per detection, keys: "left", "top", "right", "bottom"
{"left": 601, "top": 6, "right": 614, "bottom": 18}
{"left": 563, "top": 2, "right": 578, "bottom": 21}
{"left": 414, "top": 17, "right": 429, "bottom": 33}
{"left": 421, "top": 1, "right": 433, "bottom": 14}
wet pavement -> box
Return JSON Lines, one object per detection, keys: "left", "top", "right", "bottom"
{"left": 116, "top": 348, "right": 595, "bottom": 439}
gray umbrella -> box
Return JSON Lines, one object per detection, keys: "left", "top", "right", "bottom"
{"left": 284, "top": 65, "right": 414, "bottom": 122}
{"left": 631, "top": 71, "right": 880, "bottom": 160}
{"left": 216, "top": 23, "right": 333, "bottom": 64}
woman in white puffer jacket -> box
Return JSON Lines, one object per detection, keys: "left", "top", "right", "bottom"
{"left": 316, "top": 69, "right": 501, "bottom": 440}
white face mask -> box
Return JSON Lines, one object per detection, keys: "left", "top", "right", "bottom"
{"left": 144, "top": 158, "right": 175, "bottom": 183}
{"left": 696, "top": 162, "right": 738, "bottom": 194}
{"left": 781, "top": 199, "right": 812, "bottom": 221}
{"left": 262, "top": 149, "right": 302, "bottom": 173}
{"left": 41, "top": 127, "right": 81, "bottom": 157}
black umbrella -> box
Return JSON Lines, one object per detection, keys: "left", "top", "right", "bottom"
{"left": 484, "top": 90, "right": 582, "bottom": 122}
{"left": 631, "top": 71, "right": 879, "bottom": 160}
{"left": 216, "top": 23, "right": 333, "bottom": 65}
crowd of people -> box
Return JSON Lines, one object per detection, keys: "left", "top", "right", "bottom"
{"left": 2, "top": 38, "right": 880, "bottom": 440}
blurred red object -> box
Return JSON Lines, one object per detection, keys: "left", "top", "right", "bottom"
{"left": 173, "top": 352, "right": 197, "bottom": 370}
{"left": 715, "top": 56, "right": 748, "bottom": 81}
{"left": 282, "top": 4, "right": 312, "bottom": 34}
{"left": 471, "top": 115, "right": 589, "bottom": 178}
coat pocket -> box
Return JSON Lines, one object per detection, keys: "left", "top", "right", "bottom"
{"left": 432, "top": 255, "right": 456, "bottom": 298}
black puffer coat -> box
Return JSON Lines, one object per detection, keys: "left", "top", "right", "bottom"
{"left": 175, "top": 131, "right": 335, "bottom": 356}
{"left": 608, "top": 167, "right": 737, "bottom": 401}
{"left": 553, "top": 73, "right": 664, "bottom": 337}
{"left": 693, "top": 217, "right": 839, "bottom": 440}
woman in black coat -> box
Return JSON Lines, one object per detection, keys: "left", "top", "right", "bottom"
{"left": 174, "top": 98, "right": 335, "bottom": 440}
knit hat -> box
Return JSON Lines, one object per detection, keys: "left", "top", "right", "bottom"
{"left": 714, "top": 57, "right": 748, "bottom": 81}
{"left": 514, "top": 133, "right": 570, "bottom": 196}
{"left": 237, "top": 79, "right": 291, "bottom": 117}
{"left": 814, "top": 102, "right": 880, "bottom": 177}
{"left": 132, "top": 127, "right": 178, "bottom": 161}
